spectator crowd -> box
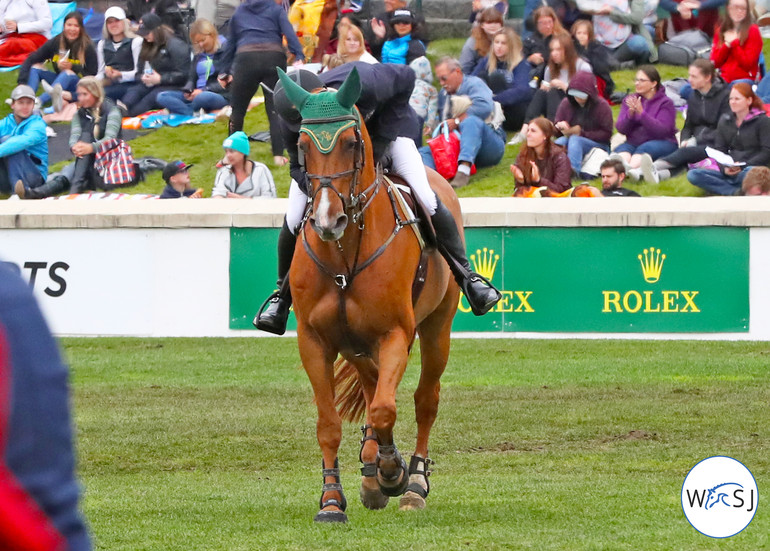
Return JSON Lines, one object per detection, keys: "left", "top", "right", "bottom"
{"left": 2, "top": 0, "right": 770, "bottom": 199}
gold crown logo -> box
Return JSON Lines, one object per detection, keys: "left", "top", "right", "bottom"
{"left": 470, "top": 248, "right": 499, "bottom": 280}
{"left": 638, "top": 247, "right": 665, "bottom": 283}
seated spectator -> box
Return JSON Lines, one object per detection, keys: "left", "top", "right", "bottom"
{"left": 523, "top": 7, "right": 566, "bottom": 82}
{"left": 126, "top": 0, "right": 187, "bottom": 39}
{"left": 288, "top": 0, "right": 326, "bottom": 61}
{"left": 511, "top": 116, "right": 572, "bottom": 193}
{"left": 157, "top": 19, "right": 229, "bottom": 116}
{"left": 409, "top": 56, "right": 439, "bottom": 134}
{"left": 336, "top": 24, "right": 378, "bottom": 64}
{"left": 122, "top": 13, "right": 191, "bottom": 117}
{"left": 554, "top": 71, "right": 613, "bottom": 179}
{"left": 658, "top": 0, "right": 724, "bottom": 38}
{"left": 612, "top": 66, "right": 677, "bottom": 170}
{"left": 160, "top": 160, "right": 203, "bottom": 198}
{"left": 711, "top": 0, "right": 761, "bottom": 84}
{"left": 459, "top": 7, "right": 504, "bottom": 74}
{"left": 0, "top": 85, "right": 47, "bottom": 196}
{"left": 741, "top": 166, "right": 770, "bottom": 195}
{"left": 16, "top": 77, "right": 127, "bottom": 199}
{"left": 96, "top": 6, "right": 143, "bottom": 103}
{"left": 591, "top": 0, "right": 656, "bottom": 66}
{"left": 600, "top": 158, "right": 641, "bottom": 196}
{"left": 511, "top": 32, "right": 591, "bottom": 143}
{"left": 380, "top": 9, "right": 426, "bottom": 64}
{"left": 570, "top": 19, "right": 615, "bottom": 100}
{"left": 323, "top": 13, "right": 367, "bottom": 56}
{"left": 636, "top": 59, "right": 729, "bottom": 183}
{"left": 687, "top": 83, "right": 770, "bottom": 195}
{"left": 472, "top": 27, "right": 534, "bottom": 131}
{"left": 17, "top": 11, "right": 97, "bottom": 112}
{"left": 368, "top": 0, "right": 428, "bottom": 61}
{"left": 0, "top": 0, "right": 51, "bottom": 67}
{"left": 212, "top": 131, "right": 276, "bottom": 198}
{"left": 420, "top": 57, "right": 507, "bottom": 189}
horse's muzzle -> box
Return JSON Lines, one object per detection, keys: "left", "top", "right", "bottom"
{"left": 309, "top": 212, "right": 348, "bottom": 242}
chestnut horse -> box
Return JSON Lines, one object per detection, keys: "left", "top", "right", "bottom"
{"left": 278, "top": 68, "right": 461, "bottom": 523}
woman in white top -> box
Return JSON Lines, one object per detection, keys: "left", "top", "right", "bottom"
{"left": 338, "top": 25, "right": 378, "bottom": 64}
{"left": 0, "top": 0, "right": 52, "bottom": 67}
{"left": 212, "top": 131, "right": 276, "bottom": 198}
{"left": 95, "top": 6, "right": 143, "bottom": 102}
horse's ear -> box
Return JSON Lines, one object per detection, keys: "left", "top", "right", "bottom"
{"left": 336, "top": 67, "right": 361, "bottom": 110}
{"left": 277, "top": 68, "right": 311, "bottom": 112}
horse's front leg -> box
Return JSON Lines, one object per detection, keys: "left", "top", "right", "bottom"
{"left": 297, "top": 328, "right": 347, "bottom": 523}
{"left": 370, "top": 328, "right": 411, "bottom": 497}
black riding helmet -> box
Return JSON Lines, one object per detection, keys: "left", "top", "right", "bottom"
{"left": 273, "top": 69, "right": 326, "bottom": 132}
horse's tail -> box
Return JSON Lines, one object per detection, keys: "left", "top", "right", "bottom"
{"left": 334, "top": 358, "right": 366, "bottom": 423}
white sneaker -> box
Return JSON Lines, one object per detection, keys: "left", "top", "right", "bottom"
{"left": 507, "top": 132, "right": 525, "bottom": 146}
{"left": 50, "top": 84, "right": 63, "bottom": 113}
{"left": 640, "top": 153, "right": 659, "bottom": 184}
{"left": 45, "top": 126, "right": 57, "bottom": 137}
{"left": 627, "top": 168, "right": 642, "bottom": 181}
{"left": 41, "top": 80, "right": 54, "bottom": 94}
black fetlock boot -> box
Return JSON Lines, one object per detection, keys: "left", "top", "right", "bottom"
{"left": 16, "top": 175, "right": 70, "bottom": 199}
{"left": 431, "top": 198, "right": 502, "bottom": 316}
{"left": 253, "top": 220, "right": 296, "bottom": 334}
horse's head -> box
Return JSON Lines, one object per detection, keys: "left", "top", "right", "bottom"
{"left": 278, "top": 67, "right": 366, "bottom": 242}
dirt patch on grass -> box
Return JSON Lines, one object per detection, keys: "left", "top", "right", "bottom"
{"left": 603, "top": 430, "right": 659, "bottom": 443}
{"left": 464, "top": 441, "right": 546, "bottom": 453}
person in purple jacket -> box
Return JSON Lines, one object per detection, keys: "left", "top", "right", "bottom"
{"left": 611, "top": 65, "right": 677, "bottom": 171}
{"left": 0, "top": 260, "right": 91, "bottom": 551}
{"left": 553, "top": 70, "right": 613, "bottom": 179}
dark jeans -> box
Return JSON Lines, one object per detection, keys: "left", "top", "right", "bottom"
{"left": 502, "top": 101, "right": 528, "bottom": 131}
{"left": 659, "top": 145, "right": 708, "bottom": 175}
{"left": 525, "top": 87, "right": 566, "bottom": 123}
{"left": 104, "top": 81, "right": 136, "bottom": 102}
{"left": 0, "top": 137, "right": 45, "bottom": 194}
{"left": 123, "top": 84, "right": 178, "bottom": 117}
{"left": 229, "top": 50, "right": 286, "bottom": 156}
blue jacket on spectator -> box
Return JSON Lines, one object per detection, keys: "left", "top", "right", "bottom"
{"left": 0, "top": 113, "right": 48, "bottom": 181}
{"left": 437, "top": 73, "right": 494, "bottom": 122}
{"left": 472, "top": 57, "right": 534, "bottom": 108}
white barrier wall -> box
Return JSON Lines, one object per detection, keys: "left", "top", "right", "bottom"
{"left": 1, "top": 198, "right": 769, "bottom": 339}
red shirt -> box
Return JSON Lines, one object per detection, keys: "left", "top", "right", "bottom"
{"left": 711, "top": 24, "right": 762, "bottom": 83}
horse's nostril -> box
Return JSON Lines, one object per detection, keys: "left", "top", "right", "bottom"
{"left": 334, "top": 214, "right": 348, "bottom": 232}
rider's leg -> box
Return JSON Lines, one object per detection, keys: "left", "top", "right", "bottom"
{"left": 388, "top": 137, "right": 501, "bottom": 315}
{"left": 253, "top": 179, "right": 308, "bottom": 334}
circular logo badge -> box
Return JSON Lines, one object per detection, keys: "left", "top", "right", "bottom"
{"left": 681, "top": 456, "right": 758, "bottom": 538}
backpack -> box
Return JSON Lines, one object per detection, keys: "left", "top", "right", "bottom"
{"left": 658, "top": 29, "right": 711, "bottom": 66}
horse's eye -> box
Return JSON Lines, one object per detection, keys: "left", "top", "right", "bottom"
{"left": 343, "top": 137, "right": 358, "bottom": 151}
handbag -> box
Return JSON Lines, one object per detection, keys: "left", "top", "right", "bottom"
{"left": 94, "top": 138, "right": 136, "bottom": 188}
{"left": 427, "top": 121, "right": 461, "bottom": 179}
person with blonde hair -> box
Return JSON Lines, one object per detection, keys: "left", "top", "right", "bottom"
{"left": 157, "top": 18, "right": 230, "bottom": 115}
{"left": 471, "top": 27, "right": 533, "bottom": 130}
{"left": 96, "top": 6, "right": 143, "bottom": 102}
{"left": 337, "top": 24, "right": 378, "bottom": 64}
{"left": 16, "top": 76, "right": 128, "bottom": 198}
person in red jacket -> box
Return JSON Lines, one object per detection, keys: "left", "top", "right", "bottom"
{"left": 710, "top": 0, "right": 762, "bottom": 84}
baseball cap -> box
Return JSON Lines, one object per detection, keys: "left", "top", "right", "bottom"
{"left": 137, "top": 13, "right": 162, "bottom": 36}
{"left": 568, "top": 89, "right": 589, "bottom": 100}
{"left": 391, "top": 9, "right": 414, "bottom": 24}
{"left": 163, "top": 160, "right": 194, "bottom": 182}
{"left": 104, "top": 6, "right": 126, "bottom": 21}
{"left": 11, "top": 85, "right": 36, "bottom": 101}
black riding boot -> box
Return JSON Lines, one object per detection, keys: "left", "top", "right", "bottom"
{"left": 16, "top": 175, "right": 70, "bottom": 199}
{"left": 254, "top": 219, "right": 297, "bottom": 334}
{"left": 431, "top": 198, "right": 502, "bottom": 316}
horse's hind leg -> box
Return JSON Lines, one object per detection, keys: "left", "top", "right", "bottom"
{"left": 401, "top": 295, "right": 455, "bottom": 511}
{"left": 298, "top": 331, "right": 347, "bottom": 523}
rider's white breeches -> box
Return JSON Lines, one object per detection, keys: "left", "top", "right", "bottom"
{"left": 285, "top": 137, "right": 437, "bottom": 235}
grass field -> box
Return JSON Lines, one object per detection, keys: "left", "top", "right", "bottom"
{"left": 67, "top": 337, "right": 769, "bottom": 550}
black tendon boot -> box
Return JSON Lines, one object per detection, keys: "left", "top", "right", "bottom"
{"left": 254, "top": 219, "right": 297, "bottom": 334}
{"left": 15, "top": 175, "right": 70, "bottom": 199}
{"left": 431, "top": 198, "right": 502, "bottom": 315}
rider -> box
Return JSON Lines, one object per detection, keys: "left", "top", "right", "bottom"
{"left": 255, "top": 63, "right": 501, "bottom": 335}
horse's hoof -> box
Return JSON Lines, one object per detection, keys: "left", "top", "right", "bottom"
{"left": 360, "top": 478, "right": 390, "bottom": 510}
{"left": 399, "top": 490, "right": 426, "bottom": 511}
{"left": 314, "top": 509, "right": 348, "bottom": 523}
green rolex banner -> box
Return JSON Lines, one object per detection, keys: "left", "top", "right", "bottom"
{"left": 230, "top": 226, "right": 749, "bottom": 333}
